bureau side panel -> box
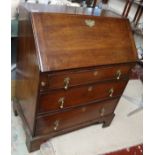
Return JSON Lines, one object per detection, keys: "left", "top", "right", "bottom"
{"left": 15, "top": 6, "right": 40, "bottom": 135}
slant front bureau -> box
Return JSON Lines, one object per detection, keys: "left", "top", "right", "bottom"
{"left": 13, "top": 3, "right": 138, "bottom": 152}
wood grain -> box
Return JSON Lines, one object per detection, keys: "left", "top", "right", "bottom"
{"left": 14, "top": 3, "right": 137, "bottom": 152}
{"left": 40, "top": 63, "right": 133, "bottom": 91}
{"left": 39, "top": 80, "right": 127, "bottom": 114}
{"left": 31, "top": 13, "right": 137, "bottom": 72}
{"left": 15, "top": 5, "right": 40, "bottom": 135}
{"left": 36, "top": 98, "right": 118, "bottom": 136}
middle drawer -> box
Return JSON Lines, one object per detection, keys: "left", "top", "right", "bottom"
{"left": 38, "top": 80, "right": 128, "bottom": 114}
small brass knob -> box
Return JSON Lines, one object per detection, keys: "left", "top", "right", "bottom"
{"left": 58, "top": 97, "right": 65, "bottom": 109}
{"left": 64, "top": 77, "right": 70, "bottom": 90}
{"left": 109, "top": 88, "right": 114, "bottom": 97}
{"left": 41, "top": 81, "right": 46, "bottom": 87}
{"left": 116, "top": 70, "right": 121, "bottom": 80}
{"left": 88, "top": 86, "right": 93, "bottom": 92}
{"left": 81, "top": 107, "right": 86, "bottom": 112}
{"left": 93, "top": 71, "right": 98, "bottom": 76}
{"left": 100, "top": 107, "right": 105, "bottom": 117}
{"left": 53, "top": 120, "right": 59, "bottom": 131}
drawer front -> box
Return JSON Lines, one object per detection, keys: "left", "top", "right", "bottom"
{"left": 39, "top": 80, "right": 127, "bottom": 113}
{"left": 40, "top": 64, "right": 132, "bottom": 90}
{"left": 36, "top": 98, "right": 119, "bottom": 136}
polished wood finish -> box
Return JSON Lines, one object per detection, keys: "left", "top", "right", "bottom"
{"left": 40, "top": 64, "right": 133, "bottom": 91}
{"left": 36, "top": 98, "right": 119, "bottom": 136}
{"left": 15, "top": 5, "right": 40, "bottom": 134}
{"left": 14, "top": 3, "right": 137, "bottom": 152}
{"left": 31, "top": 13, "right": 137, "bottom": 72}
{"left": 13, "top": 99, "right": 115, "bottom": 152}
{"left": 39, "top": 80, "right": 127, "bottom": 114}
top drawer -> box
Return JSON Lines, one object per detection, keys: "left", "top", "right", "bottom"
{"left": 40, "top": 64, "right": 133, "bottom": 91}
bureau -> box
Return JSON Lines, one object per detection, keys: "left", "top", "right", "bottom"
{"left": 13, "top": 3, "right": 138, "bottom": 152}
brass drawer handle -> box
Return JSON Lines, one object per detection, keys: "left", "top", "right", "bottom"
{"left": 64, "top": 77, "right": 70, "bottom": 90}
{"left": 53, "top": 120, "right": 59, "bottom": 131}
{"left": 100, "top": 107, "right": 105, "bottom": 117}
{"left": 58, "top": 97, "right": 65, "bottom": 109}
{"left": 109, "top": 88, "right": 114, "bottom": 97}
{"left": 116, "top": 70, "right": 122, "bottom": 80}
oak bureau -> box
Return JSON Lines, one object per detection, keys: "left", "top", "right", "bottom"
{"left": 13, "top": 3, "right": 138, "bottom": 152}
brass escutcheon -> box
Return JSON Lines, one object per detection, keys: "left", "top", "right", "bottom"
{"left": 85, "top": 19, "right": 95, "bottom": 27}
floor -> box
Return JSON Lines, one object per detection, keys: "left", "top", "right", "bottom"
{"left": 11, "top": 79, "right": 143, "bottom": 155}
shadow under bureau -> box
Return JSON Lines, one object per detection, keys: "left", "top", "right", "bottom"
{"left": 13, "top": 3, "right": 138, "bottom": 152}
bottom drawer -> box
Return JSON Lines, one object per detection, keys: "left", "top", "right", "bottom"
{"left": 35, "top": 98, "right": 119, "bottom": 136}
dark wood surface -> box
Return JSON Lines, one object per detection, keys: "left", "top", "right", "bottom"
{"left": 15, "top": 5, "right": 40, "bottom": 134}
{"left": 36, "top": 98, "right": 118, "bottom": 136}
{"left": 31, "top": 12, "right": 137, "bottom": 72}
{"left": 38, "top": 80, "right": 127, "bottom": 114}
{"left": 14, "top": 3, "right": 138, "bottom": 152}
{"left": 13, "top": 99, "right": 115, "bottom": 152}
{"left": 40, "top": 63, "right": 133, "bottom": 91}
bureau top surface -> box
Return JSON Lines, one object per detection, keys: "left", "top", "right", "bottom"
{"left": 28, "top": 4, "right": 137, "bottom": 72}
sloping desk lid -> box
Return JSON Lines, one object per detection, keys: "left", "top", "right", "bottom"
{"left": 31, "top": 13, "right": 138, "bottom": 72}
